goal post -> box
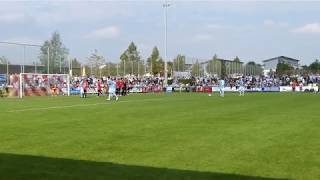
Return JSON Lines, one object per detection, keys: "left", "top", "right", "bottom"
{"left": 19, "top": 73, "right": 70, "bottom": 98}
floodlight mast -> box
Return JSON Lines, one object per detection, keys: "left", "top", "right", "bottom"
{"left": 163, "top": 0, "right": 170, "bottom": 86}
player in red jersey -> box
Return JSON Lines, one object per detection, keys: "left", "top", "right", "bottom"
{"left": 116, "top": 79, "right": 121, "bottom": 95}
{"left": 119, "top": 78, "right": 124, "bottom": 96}
{"left": 51, "top": 84, "right": 58, "bottom": 96}
{"left": 291, "top": 80, "right": 297, "bottom": 92}
{"left": 83, "top": 79, "right": 88, "bottom": 98}
{"left": 97, "top": 79, "right": 102, "bottom": 96}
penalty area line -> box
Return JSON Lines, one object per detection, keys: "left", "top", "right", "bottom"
{"left": 6, "top": 98, "right": 165, "bottom": 113}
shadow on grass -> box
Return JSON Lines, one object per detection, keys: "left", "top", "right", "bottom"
{"left": 0, "top": 153, "right": 287, "bottom": 180}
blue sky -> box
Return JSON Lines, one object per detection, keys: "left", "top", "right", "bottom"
{"left": 0, "top": 0, "right": 320, "bottom": 65}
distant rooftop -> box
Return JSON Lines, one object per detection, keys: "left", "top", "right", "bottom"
{"left": 199, "top": 58, "right": 244, "bottom": 65}
{"left": 263, "top": 56, "right": 300, "bottom": 63}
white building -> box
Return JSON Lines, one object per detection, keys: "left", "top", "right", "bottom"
{"left": 263, "top": 56, "right": 300, "bottom": 75}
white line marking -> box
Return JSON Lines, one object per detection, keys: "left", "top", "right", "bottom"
{"left": 7, "top": 98, "right": 165, "bottom": 113}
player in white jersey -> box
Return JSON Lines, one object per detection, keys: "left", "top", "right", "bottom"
{"left": 219, "top": 78, "right": 225, "bottom": 97}
{"left": 107, "top": 77, "right": 118, "bottom": 101}
{"left": 239, "top": 77, "right": 245, "bottom": 96}
{"left": 79, "top": 80, "right": 84, "bottom": 98}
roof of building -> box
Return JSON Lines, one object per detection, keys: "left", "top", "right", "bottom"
{"left": 263, "top": 56, "right": 300, "bottom": 63}
{"left": 200, "top": 58, "right": 244, "bottom": 65}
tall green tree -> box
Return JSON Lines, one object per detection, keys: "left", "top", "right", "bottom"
{"left": 167, "top": 61, "right": 173, "bottom": 77}
{"left": 276, "top": 63, "right": 294, "bottom": 76}
{"left": 232, "top": 56, "right": 241, "bottom": 74}
{"left": 247, "top": 61, "right": 256, "bottom": 66}
{"left": 309, "top": 59, "right": 320, "bottom": 73}
{"left": 147, "top": 46, "right": 163, "bottom": 75}
{"left": 71, "top": 58, "right": 81, "bottom": 68}
{"left": 70, "top": 58, "right": 81, "bottom": 76}
{"left": 120, "top": 42, "right": 142, "bottom": 75}
{"left": 206, "top": 54, "right": 221, "bottom": 76}
{"left": 173, "top": 54, "right": 185, "bottom": 72}
{"left": 220, "top": 61, "right": 226, "bottom": 77}
{"left": 300, "top": 65, "right": 309, "bottom": 75}
{"left": 39, "top": 32, "right": 69, "bottom": 74}
{"left": 87, "top": 49, "right": 106, "bottom": 76}
{"left": 191, "top": 60, "right": 201, "bottom": 77}
{"left": 233, "top": 56, "right": 240, "bottom": 63}
{"left": 245, "top": 61, "right": 263, "bottom": 76}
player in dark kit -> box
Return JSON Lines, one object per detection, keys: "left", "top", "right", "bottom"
{"left": 97, "top": 79, "right": 102, "bottom": 96}
{"left": 122, "top": 78, "right": 127, "bottom": 96}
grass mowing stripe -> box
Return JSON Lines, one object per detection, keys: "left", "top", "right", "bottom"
{"left": 6, "top": 97, "right": 171, "bottom": 113}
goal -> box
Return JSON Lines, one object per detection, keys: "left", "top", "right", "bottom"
{"left": 19, "top": 73, "right": 70, "bottom": 98}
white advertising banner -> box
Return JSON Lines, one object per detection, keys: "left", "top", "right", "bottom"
{"left": 280, "top": 86, "right": 319, "bottom": 92}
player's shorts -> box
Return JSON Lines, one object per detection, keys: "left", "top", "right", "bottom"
{"left": 109, "top": 89, "right": 116, "bottom": 94}
{"left": 239, "top": 86, "right": 245, "bottom": 91}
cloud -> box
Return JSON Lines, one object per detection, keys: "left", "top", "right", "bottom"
{"left": 292, "top": 23, "right": 320, "bottom": 33}
{"left": 0, "top": 2, "right": 132, "bottom": 27}
{"left": 193, "top": 34, "right": 212, "bottom": 41}
{"left": 263, "top": 20, "right": 288, "bottom": 27}
{"left": 85, "top": 26, "right": 120, "bottom": 39}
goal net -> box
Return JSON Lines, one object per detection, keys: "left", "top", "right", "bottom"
{"left": 18, "top": 73, "right": 70, "bottom": 98}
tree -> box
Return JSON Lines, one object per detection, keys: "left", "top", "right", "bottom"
{"left": 276, "top": 62, "right": 294, "bottom": 76}
{"left": 245, "top": 61, "right": 261, "bottom": 75}
{"left": 233, "top": 56, "right": 240, "bottom": 63}
{"left": 247, "top": 61, "right": 256, "bottom": 66}
{"left": 220, "top": 61, "right": 226, "bottom": 77}
{"left": 157, "top": 58, "right": 165, "bottom": 76}
{"left": 0, "top": 56, "right": 9, "bottom": 64}
{"left": 120, "top": 51, "right": 128, "bottom": 75}
{"left": 71, "top": 58, "right": 81, "bottom": 68}
{"left": 300, "top": 65, "right": 309, "bottom": 75}
{"left": 167, "top": 61, "right": 173, "bottom": 77}
{"left": 206, "top": 54, "right": 221, "bottom": 76}
{"left": 70, "top": 58, "right": 81, "bottom": 76}
{"left": 39, "top": 32, "right": 69, "bottom": 74}
{"left": 309, "top": 59, "right": 320, "bottom": 73}
{"left": 147, "top": 46, "right": 163, "bottom": 75}
{"left": 100, "top": 62, "right": 118, "bottom": 76}
{"left": 87, "top": 49, "right": 106, "bottom": 76}
{"left": 191, "top": 60, "right": 201, "bottom": 77}
{"left": 173, "top": 54, "right": 185, "bottom": 72}
{"left": 232, "top": 56, "right": 241, "bottom": 74}
{"left": 120, "top": 42, "right": 142, "bottom": 75}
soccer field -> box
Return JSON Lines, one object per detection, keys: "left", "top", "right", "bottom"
{"left": 0, "top": 93, "right": 319, "bottom": 180}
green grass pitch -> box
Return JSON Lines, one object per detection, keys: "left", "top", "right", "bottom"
{"left": 0, "top": 93, "right": 319, "bottom": 180}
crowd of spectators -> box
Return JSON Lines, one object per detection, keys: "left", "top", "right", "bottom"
{"left": 70, "top": 75, "right": 165, "bottom": 94}
{"left": 189, "top": 74, "right": 320, "bottom": 89}
{"left": 1, "top": 73, "right": 319, "bottom": 96}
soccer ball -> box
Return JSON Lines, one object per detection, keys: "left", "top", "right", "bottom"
{"left": 208, "top": 94, "right": 212, "bottom": 97}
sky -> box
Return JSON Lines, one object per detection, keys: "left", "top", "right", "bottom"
{"left": 0, "top": 0, "right": 320, "bottom": 65}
